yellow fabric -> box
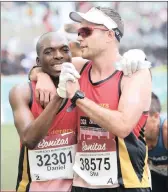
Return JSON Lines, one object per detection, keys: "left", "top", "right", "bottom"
{"left": 17, "top": 147, "right": 29, "bottom": 192}
{"left": 118, "top": 138, "right": 150, "bottom": 188}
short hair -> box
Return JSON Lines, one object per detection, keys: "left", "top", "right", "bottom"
{"left": 36, "top": 32, "right": 49, "bottom": 56}
{"left": 95, "top": 6, "right": 124, "bottom": 37}
{"left": 36, "top": 31, "right": 68, "bottom": 56}
{"left": 149, "top": 92, "right": 161, "bottom": 115}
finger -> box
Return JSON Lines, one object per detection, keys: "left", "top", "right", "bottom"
{"left": 62, "top": 63, "right": 80, "bottom": 78}
{"left": 39, "top": 90, "right": 45, "bottom": 108}
{"left": 62, "top": 62, "right": 75, "bottom": 69}
{"left": 122, "top": 58, "right": 128, "bottom": 76}
{"left": 62, "top": 68, "right": 80, "bottom": 79}
{"left": 57, "top": 88, "right": 67, "bottom": 98}
{"left": 64, "top": 73, "right": 77, "bottom": 82}
{"left": 131, "top": 60, "right": 138, "bottom": 73}
{"left": 126, "top": 59, "right": 132, "bottom": 76}
{"left": 44, "top": 91, "right": 50, "bottom": 108}
{"left": 35, "top": 89, "right": 40, "bottom": 103}
{"left": 138, "top": 61, "right": 152, "bottom": 70}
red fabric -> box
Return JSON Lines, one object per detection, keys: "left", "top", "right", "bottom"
{"left": 31, "top": 81, "right": 77, "bottom": 136}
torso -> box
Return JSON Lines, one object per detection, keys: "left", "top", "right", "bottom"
{"left": 16, "top": 81, "right": 77, "bottom": 192}
{"left": 72, "top": 62, "right": 151, "bottom": 189}
{"left": 148, "top": 116, "right": 168, "bottom": 176}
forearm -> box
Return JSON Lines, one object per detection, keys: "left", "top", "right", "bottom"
{"left": 23, "top": 96, "right": 63, "bottom": 149}
{"left": 28, "top": 66, "right": 43, "bottom": 81}
{"left": 76, "top": 97, "right": 134, "bottom": 138}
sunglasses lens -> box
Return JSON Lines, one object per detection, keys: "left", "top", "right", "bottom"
{"left": 78, "top": 27, "right": 92, "bottom": 38}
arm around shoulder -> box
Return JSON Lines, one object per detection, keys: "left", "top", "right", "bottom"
{"left": 72, "top": 57, "right": 89, "bottom": 73}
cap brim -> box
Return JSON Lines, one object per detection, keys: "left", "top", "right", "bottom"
{"left": 69, "top": 12, "right": 86, "bottom": 23}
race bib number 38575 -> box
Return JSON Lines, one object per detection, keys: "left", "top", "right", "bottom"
{"left": 28, "top": 133, "right": 76, "bottom": 181}
{"left": 73, "top": 139, "right": 118, "bottom": 186}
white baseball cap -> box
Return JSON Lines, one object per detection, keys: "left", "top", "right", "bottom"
{"left": 69, "top": 7, "right": 123, "bottom": 41}
{"left": 69, "top": 7, "right": 118, "bottom": 30}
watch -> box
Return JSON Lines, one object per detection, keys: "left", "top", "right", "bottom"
{"left": 67, "top": 90, "right": 85, "bottom": 112}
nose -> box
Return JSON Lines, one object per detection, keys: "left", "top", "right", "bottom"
{"left": 53, "top": 50, "right": 63, "bottom": 60}
{"left": 77, "top": 35, "right": 83, "bottom": 42}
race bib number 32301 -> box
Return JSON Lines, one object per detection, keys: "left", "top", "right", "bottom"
{"left": 28, "top": 133, "right": 77, "bottom": 181}
{"left": 28, "top": 144, "right": 76, "bottom": 181}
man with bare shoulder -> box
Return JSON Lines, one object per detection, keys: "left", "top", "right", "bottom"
{"left": 9, "top": 32, "right": 77, "bottom": 192}
{"left": 145, "top": 92, "right": 168, "bottom": 192}
{"left": 62, "top": 6, "right": 152, "bottom": 192}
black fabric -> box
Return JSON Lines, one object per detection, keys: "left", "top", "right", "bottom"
{"left": 71, "top": 186, "right": 151, "bottom": 192}
{"left": 124, "top": 133, "right": 146, "bottom": 181}
{"left": 89, "top": 67, "right": 118, "bottom": 85}
{"left": 28, "top": 82, "right": 33, "bottom": 109}
{"left": 16, "top": 145, "right": 25, "bottom": 191}
{"left": 118, "top": 72, "right": 124, "bottom": 99}
{"left": 151, "top": 171, "right": 168, "bottom": 192}
{"left": 25, "top": 147, "right": 32, "bottom": 192}
{"left": 115, "top": 137, "right": 124, "bottom": 187}
{"left": 113, "top": 28, "right": 123, "bottom": 42}
{"left": 80, "top": 61, "right": 90, "bottom": 75}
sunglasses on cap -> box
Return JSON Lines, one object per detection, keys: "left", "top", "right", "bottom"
{"left": 78, "top": 26, "right": 108, "bottom": 38}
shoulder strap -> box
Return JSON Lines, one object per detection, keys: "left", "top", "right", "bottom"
{"left": 28, "top": 81, "right": 33, "bottom": 109}
{"left": 80, "top": 61, "right": 90, "bottom": 75}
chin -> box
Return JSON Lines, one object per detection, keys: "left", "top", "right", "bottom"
{"left": 50, "top": 72, "right": 60, "bottom": 79}
{"left": 82, "top": 53, "right": 90, "bottom": 60}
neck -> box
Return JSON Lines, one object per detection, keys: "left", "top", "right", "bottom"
{"left": 91, "top": 47, "right": 121, "bottom": 75}
{"left": 50, "top": 76, "right": 59, "bottom": 87}
{"left": 148, "top": 122, "right": 160, "bottom": 149}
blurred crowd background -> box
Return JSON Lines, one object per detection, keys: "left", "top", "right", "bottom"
{"left": 1, "top": 2, "right": 167, "bottom": 190}
{"left": 1, "top": 1, "right": 167, "bottom": 123}
{"left": 1, "top": 1, "right": 167, "bottom": 75}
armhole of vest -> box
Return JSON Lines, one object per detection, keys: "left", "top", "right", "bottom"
{"left": 28, "top": 82, "right": 33, "bottom": 109}
{"left": 57, "top": 98, "right": 68, "bottom": 114}
{"left": 80, "top": 61, "right": 90, "bottom": 75}
{"left": 118, "top": 72, "right": 124, "bottom": 99}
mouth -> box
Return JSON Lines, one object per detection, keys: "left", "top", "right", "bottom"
{"left": 51, "top": 63, "right": 62, "bottom": 71}
{"left": 80, "top": 46, "right": 88, "bottom": 50}
{"left": 51, "top": 62, "right": 63, "bottom": 66}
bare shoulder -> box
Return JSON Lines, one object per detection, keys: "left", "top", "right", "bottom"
{"left": 9, "top": 82, "right": 31, "bottom": 108}
{"left": 72, "top": 57, "right": 89, "bottom": 73}
{"left": 119, "top": 69, "right": 152, "bottom": 111}
{"left": 121, "top": 69, "right": 152, "bottom": 90}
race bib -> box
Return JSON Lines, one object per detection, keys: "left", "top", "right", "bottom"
{"left": 28, "top": 132, "right": 76, "bottom": 181}
{"left": 73, "top": 139, "right": 118, "bottom": 186}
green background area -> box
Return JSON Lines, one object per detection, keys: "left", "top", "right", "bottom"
{"left": 1, "top": 124, "right": 20, "bottom": 191}
{"left": 1, "top": 65, "right": 167, "bottom": 191}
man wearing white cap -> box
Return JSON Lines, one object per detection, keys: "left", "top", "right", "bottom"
{"left": 28, "top": 6, "right": 152, "bottom": 192}
{"left": 60, "top": 6, "right": 152, "bottom": 192}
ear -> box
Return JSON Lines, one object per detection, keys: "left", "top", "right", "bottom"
{"left": 106, "top": 30, "right": 115, "bottom": 42}
{"left": 36, "top": 57, "right": 40, "bottom": 66}
{"left": 151, "top": 112, "right": 160, "bottom": 121}
{"left": 153, "top": 112, "right": 160, "bottom": 119}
